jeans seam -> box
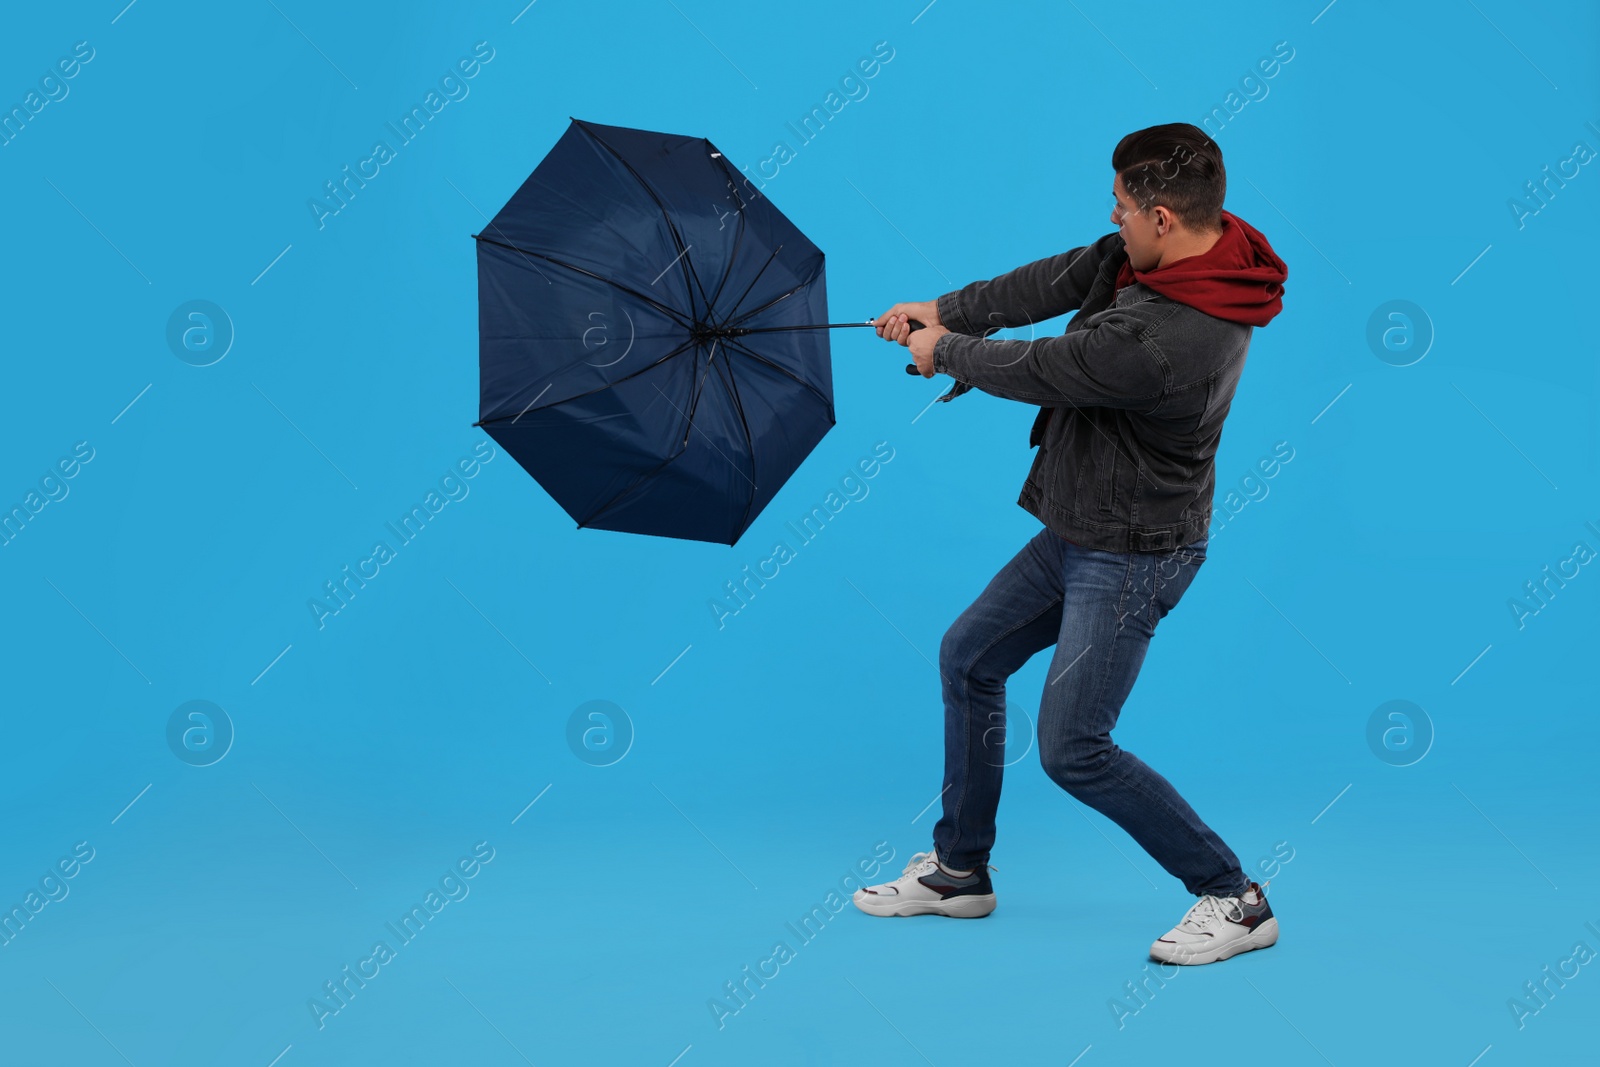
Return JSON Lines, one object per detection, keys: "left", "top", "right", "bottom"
{"left": 1147, "top": 553, "right": 1163, "bottom": 629}
{"left": 1102, "top": 757, "right": 1243, "bottom": 894}
{"left": 1082, "top": 551, "right": 1137, "bottom": 761}
{"left": 1077, "top": 551, "right": 1237, "bottom": 894}
{"left": 944, "top": 570, "right": 1064, "bottom": 868}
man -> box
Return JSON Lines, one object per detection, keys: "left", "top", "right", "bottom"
{"left": 856, "top": 123, "right": 1288, "bottom": 966}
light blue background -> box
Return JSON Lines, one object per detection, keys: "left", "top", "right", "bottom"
{"left": 2, "top": 1, "right": 1597, "bottom": 1064}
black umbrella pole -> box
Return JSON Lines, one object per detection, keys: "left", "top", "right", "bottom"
{"left": 730, "top": 318, "right": 927, "bottom": 376}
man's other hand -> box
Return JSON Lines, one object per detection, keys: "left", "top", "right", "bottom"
{"left": 874, "top": 301, "right": 947, "bottom": 378}
{"left": 906, "top": 321, "right": 948, "bottom": 377}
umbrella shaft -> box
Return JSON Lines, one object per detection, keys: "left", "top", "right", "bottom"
{"left": 728, "top": 320, "right": 920, "bottom": 336}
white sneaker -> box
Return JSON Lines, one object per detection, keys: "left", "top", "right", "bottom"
{"left": 1149, "top": 880, "right": 1278, "bottom": 965}
{"left": 852, "top": 847, "right": 996, "bottom": 918}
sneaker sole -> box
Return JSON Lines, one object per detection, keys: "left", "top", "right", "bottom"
{"left": 852, "top": 891, "right": 997, "bottom": 918}
{"left": 1149, "top": 916, "right": 1278, "bottom": 965}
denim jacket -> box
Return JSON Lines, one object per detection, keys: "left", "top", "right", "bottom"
{"left": 931, "top": 230, "right": 1255, "bottom": 554}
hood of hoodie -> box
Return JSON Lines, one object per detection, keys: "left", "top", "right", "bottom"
{"left": 1113, "top": 209, "right": 1286, "bottom": 327}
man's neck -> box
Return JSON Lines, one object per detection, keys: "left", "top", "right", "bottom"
{"left": 1155, "top": 228, "right": 1223, "bottom": 269}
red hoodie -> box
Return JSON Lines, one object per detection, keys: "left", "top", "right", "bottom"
{"left": 1113, "top": 208, "right": 1287, "bottom": 325}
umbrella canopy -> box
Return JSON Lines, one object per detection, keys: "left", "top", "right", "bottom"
{"left": 474, "top": 118, "right": 841, "bottom": 546}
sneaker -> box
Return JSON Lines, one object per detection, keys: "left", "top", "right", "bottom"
{"left": 852, "top": 847, "right": 996, "bottom": 918}
{"left": 1149, "top": 880, "right": 1278, "bottom": 965}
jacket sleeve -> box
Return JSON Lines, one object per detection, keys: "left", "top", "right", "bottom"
{"left": 931, "top": 308, "right": 1164, "bottom": 412}
{"left": 935, "top": 231, "right": 1123, "bottom": 336}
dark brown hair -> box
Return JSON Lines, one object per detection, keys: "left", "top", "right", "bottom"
{"left": 1112, "top": 123, "right": 1226, "bottom": 233}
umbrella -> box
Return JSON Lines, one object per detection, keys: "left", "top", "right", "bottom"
{"left": 473, "top": 117, "right": 907, "bottom": 546}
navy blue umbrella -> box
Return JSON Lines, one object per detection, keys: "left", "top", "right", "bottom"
{"left": 474, "top": 118, "right": 904, "bottom": 546}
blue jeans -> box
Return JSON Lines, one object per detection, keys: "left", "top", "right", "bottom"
{"left": 933, "top": 527, "right": 1250, "bottom": 899}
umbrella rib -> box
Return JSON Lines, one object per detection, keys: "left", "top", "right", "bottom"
{"left": 724, "top": 264, "right": 823, "bottom": 329}
{"left": 705, "top": 198, "right": 748, "bottom": 320}
{"left": 678, "top": 339, "right": 743, "bottom": 465}
{"left": 576, "top": 346, "right": 708, "bottom": 528}
{"left": 703, "top": 148, "right": 751, "bottom": 316}
{"left": 719, "top": 243, "right": 784, "bottom": 326}
{"left": 578, "top": 440, "right": 689, "bottom": 532}
{"left": 578, "top": 124, "right": 714, "bottom": 323}
{"left": 709, "top": 338, "right": 760, "bottom": 537}
{"left": 476, "top": 336, "right": 699, "bottom": 427}
{"left": 474, "top": 234, "right": 696, "bottom": 331}
{"left": 720, "top": 335, "right": 834, "bottom": 416}
{"left": 519, "top": 171, "right": 690, "bottom": 279}
{"left": 579, "top": 337, "right": 731, "bottom": 529}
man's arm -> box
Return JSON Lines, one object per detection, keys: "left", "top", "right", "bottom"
{"left": 935, "top": 230, "right": 1123, "bottom": 337}
{"left": 929, "top": 308, "right": 1163, "bottom": 412}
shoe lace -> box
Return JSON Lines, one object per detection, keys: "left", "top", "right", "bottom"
{"left": 1185, "top": 878, "right": 1272, "bottom": 929}
{"left": 1179, "top": 895, "right": 1228, "bottom": 930}
{"left": 1175, "top": 878, "right": 1272, "bottom": 931}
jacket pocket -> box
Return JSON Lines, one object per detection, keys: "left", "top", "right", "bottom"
{"left": 1029, "top": 406, "right": 1053, "bottom": 449}
{"left": 1091, "top": 417, "right": 1121, "bottom": 516}
{"left": 1098, "top": 445, "right": 1119, "bottom": 515}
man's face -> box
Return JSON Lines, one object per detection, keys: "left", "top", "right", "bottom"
{"left": 1110, "top": 174, "right": 1158, "bottom": 271}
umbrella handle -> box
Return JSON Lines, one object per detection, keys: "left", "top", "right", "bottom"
{"left": 900, "top": 318, "right": 926, "bottom": 376}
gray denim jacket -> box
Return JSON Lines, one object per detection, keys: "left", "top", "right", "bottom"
{"left": 931, "top": 230, "right": 1254, "bottom": 554}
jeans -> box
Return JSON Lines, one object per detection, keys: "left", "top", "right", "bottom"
{"left": 932, "top": 527, "right": 1250, "bottom": 899}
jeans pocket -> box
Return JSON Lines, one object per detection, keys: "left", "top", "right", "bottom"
{"left": 1149, "top": 541, "right": 1204, "bottom": 625}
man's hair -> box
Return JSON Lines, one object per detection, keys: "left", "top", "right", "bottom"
{"left": 1112, "top": 123, "right": 1226, "bottom": 233}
